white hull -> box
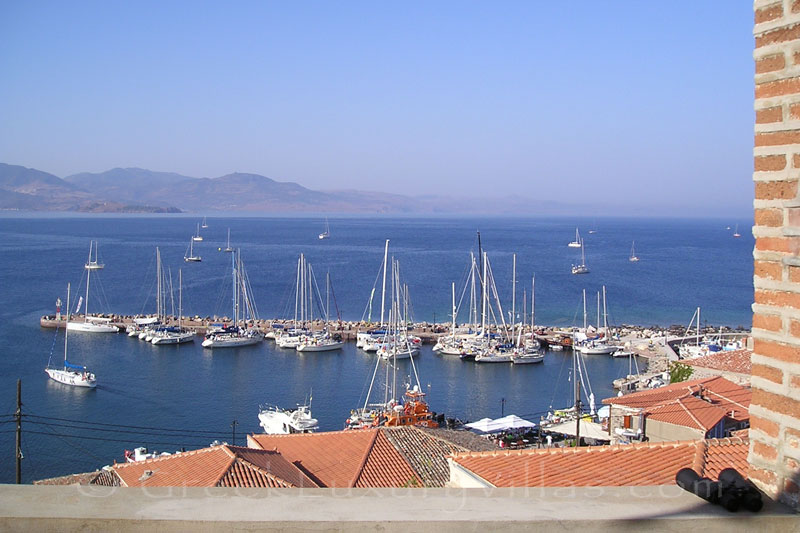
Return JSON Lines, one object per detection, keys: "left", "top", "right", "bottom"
{"left": 151, "top": 332, "right": 195, "bottom": 345}
{"left": 568, "top": 242, "right": 581, "bottom": 248}
{"left": 45, "top": 368, "right": 96, "bottom": 388}
{"left": 579, "top": 344, "right": 618, "bottom": 355}
{"left": 296, "top": 341, "right": 344, "bottom": 352}
{"left": 67, "top": 321, "right": 118, "bottom": 333}
{"left": 474, "top": 353, "right": 513, "bottom": 363}
{"left": 258, "top": 405, "right": 318, "bottom": 434}
{"left": 512, "top": 353, "right": 544, "bottom": 364}
{"left": 202, "top": 332, "right": 264, "bottom": 348}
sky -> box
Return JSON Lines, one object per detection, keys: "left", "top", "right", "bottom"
{"left": 0, "top": 1, "right": 755, "bottom": 216}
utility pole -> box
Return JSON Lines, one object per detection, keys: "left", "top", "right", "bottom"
{"left": 501, "top": 397, "right": 505, "bottom": 417}
{"left": 15, "top": 379, "right": 22, "bottom": 484}
{"left": 231, "top": 419, "right": 238, "bottom": 447}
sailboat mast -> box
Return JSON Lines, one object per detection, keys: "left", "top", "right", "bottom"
{"left": 451, "top": 282, "right": 456, "bottom": 341}
{"left": 531, "top": 275, "right": 535, "bottom": 331}
{"left": 64, "top": 283, "right": 70, "bottom": 365}
{"left": 178, "top": 269, "right": 183, "bottom": 328}
{"left": 380, "top": 239, "right": 389, "bottom": 327}
{"left": 582, "top": 289, "right": 587, "bottom": 330}
{"left": 294, "top": 255, "right": 301, "bottom": 327}
{"left": 596, "top": 292, "right": 600, "bottom": 330}
{"left": 477, "top": 231, "right": 484, "bottom": 328}
{"left": 511, "top": 253, "right": 516, "bottom": 345}
{"left": 85, "top": 243, "right": 91, "bottom": 320}
{"left": 603, "top": 285, "right": 608, "bottom": 336}
{"left": 481, "top": 252, "right": 488, "bottom": 337}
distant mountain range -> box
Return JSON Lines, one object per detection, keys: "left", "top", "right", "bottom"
{"left": 1, "top": 162, "right": 552, "bottom": 215}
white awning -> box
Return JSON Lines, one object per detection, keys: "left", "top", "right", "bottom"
{"left": 543, "top": 419, "right": 611, "bottom": 441}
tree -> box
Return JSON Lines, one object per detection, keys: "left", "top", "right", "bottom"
{"left": 669, "top": 361, "right": 694, "bottom": 383}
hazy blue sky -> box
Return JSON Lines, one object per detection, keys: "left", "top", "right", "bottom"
{"left": 0, "top": 2, "right": 754, "bottom": 215}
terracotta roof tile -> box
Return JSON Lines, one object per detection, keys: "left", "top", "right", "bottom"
{"left": 383, "top": 426, "right": 469, "bottom": 487}
{"left": 248, "top": 428, "right": 418, "bottom": 488}
{"left": 110, "top": 445, "right": 315, "bottom": 488}
{"left": 450, "top": 438, "right": 749, "bottom": 488}
{"left": 683, "top": 349, "right": 752, "bottom": 374}
{"left": 645, "top": 395, "right": 727, "bottom": 432}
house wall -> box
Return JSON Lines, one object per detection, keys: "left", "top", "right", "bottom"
{"left": 751, "top": 0, "right": 800, "bottom": 509}
{"left": 644, "top": 420, "right": 704, "bottom": 443}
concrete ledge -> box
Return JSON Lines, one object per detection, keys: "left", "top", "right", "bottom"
{"left": 0, "top": 485, "right": 796, "bottom": 532}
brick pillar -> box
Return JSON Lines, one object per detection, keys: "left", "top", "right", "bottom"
{"left": 752, "top": 0, "right": 800, "bottom": 510}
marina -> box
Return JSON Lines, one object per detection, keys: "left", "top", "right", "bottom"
{"left": 0, "top": 215, "right": 753, "bottom": 483}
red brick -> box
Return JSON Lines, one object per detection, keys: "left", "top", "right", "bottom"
{"left": 755, "top": 209, "right": 783, "bottom": 228}
{"left": 752, "top": 388, "right": 800, "bottom": 418}
{"left": 788, "top": 206, "right": 800, "bottom": 226}
{"left": 754, "top": 337, "right": 800, "bottom": 363}
{"left": 757, "top": 3, "right": 784, "bottom": 23}
{"left": 755, "top": 154, "right": 787, "bottom": 171}
{"left": 757, "top": 106, "right": 783, "bottom": 123}
{"left": 794, "top": 154, "right": 800, "bottom": 168}
{"left": 756, "top": 25, "right": 800, "bottom": 48}
{"left": 794, "top": 0, "right": 800, "bottom": 14}
{"left": 791, "top": 319, "right": 800, "bottom": 337}
{"left": 788, "top": 427, "right": 800, "bottom": 448}
{"left": 791, "top": 265, "right": 800, "bottom": 283}
{"left": 754, "top": 440, "right": 779, "bottom": 461}
{"left": 755, "top": 130, "right": 800, "bottom": 146}
{"left": 754, "top": 314, "right": 783, "bottom": 332}
{"left": 752, "top": 362, "right": 784, "bottom": 384}
{"left": 755, "top": 259, "right": 782, "bottom": 279}
{"left": 791, "top": 103, "right": 800, "bottom": 120}
{"left": 754, "top": 236, "right": 793, "bottom": 253}
{"left": 757, "top": 53, "right": 786, "bottom": 74}
{"left": 795, "top": 51, "right": 800, "bottom": 65}
{"left": 748, "top": 465, "right": 778, "bottom": 486}
{"left": 755, "top": 180, "right": 798, "bottom": 200}
{"left": 756, "top": 78, "right": 800, "bottom": 99}
{"left": 791, "top": 374, "right": 800, "bottom": 389}
{"left": 750, "top": 416, "right": 781, "bottom": 438}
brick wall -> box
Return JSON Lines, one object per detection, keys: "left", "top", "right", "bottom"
{"left": 752, "top": 0, "right": 800, "bottom": 509}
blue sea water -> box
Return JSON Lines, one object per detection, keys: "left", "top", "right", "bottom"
{"left": 0, "top": 215, "right": 753, "bottom": 483}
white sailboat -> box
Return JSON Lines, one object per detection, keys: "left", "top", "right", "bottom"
{"left": 202, "top": 250, "right": 264, "bottom": 348}
{"left": 84, "top": 240, "right": 104, "bottom": 270}
{"left": 201, "top": 216, "right": 208, "bottom": 229}
{"left": 318, "top": 218, "right": 330, "bottom": 240}
{"left": 151, "top": 266, "right": 195, "bottom": 345}
{"left": 184, "top": 237, "right": 202, "bottom": 262}
{"left": 733, "top": 224, "right": 741, "bottom": 238}
{"left": 568, "top": 228, "right": 582, "bottom": 248}
{"left": 571, "top": 239, "right": 589, "bottom": 274}
{"left": 629, "top": 241, "right": 640, "bottom": 262}
{"left": 67, "top": 243, "right": 119, "bottom": 333}
{"left": 297, "top": 271, "right": 344, "bottom": 352}
{"left": 46, "top": 283, "right": 97, "bottom": 388}
{"left": 192, "top": 223, "right": 203, "bottom": 242}
{"left": 223, "top": 228, "right": 235, "bottom": 253}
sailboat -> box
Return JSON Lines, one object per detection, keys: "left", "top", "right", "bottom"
{"left": 192, "top": 223, "right": 203, "bottom": 242}
{"left": 297, "top": 269, "right": 344, "bottom": 352}
{"left": 571, "top": 239, "right": 589, "bottom": 274}
{"left": 184, "top": 237, "right": 202, "bottom": 262}
{"left": 568, "top": 228, "right": 582, "bottom": 248}
{"left": 512, "top": 273, "right": 544, "bottom": 364}
{"left": 629, "top": 241, "right": 640, "bottom": 262}
{"left": 202, "top": 250, "right": 264, "bottom": 348}
{"left": 84, "top": 241, "right": 104, "bottom": 270}
{"left": 733, "top": 224, "right": 741, "bottom": 238}
{"left": 151, "top": 264, "right": 195, "bottom": 345}
{"left": 46, "top": 283, "right": 97, "bottom": 388}
{"left": 201, "top": 216, "right": 208, "bottom": 229}
{"left": 223, "top": 228, "right": 235, "bottom": 253}
{"left": 318, "top": 218, "right": 330, "bottom": 240}
{"left": 67, "top": 243, "right": 119, "bottom": 333}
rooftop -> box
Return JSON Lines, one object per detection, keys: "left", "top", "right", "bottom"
{"left": 683, "top": 349, "right": 752, "bottom": 375}
{"left": 449, "top": 437, "right": 749, "bottom": 488}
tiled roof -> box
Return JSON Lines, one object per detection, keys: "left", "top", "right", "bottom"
{"left": 110, "top": 444, "right": 316, "bottom": 488}
{"left": 450, "top": 437, "right": 749, "bottom": 488}
{"left": 683, "top": 349, "right": 752, "bottom": 374}
{"left": 645, "top": 395, "right": 727, "bottom": 432}
{"left": 383, "top": 426, "right": 469, "bottom": 487}
{"left": 603, "top": 376, "right": 749, "bottom": 412}
{"left": 248, "top": 428, "right": 420, "bottom": 488}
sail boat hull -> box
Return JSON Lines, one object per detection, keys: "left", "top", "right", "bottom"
{"left": 67, "top": 320, "right": 118, "bottom": 333}
{"left": 202, "top": 331, "right": 264, "bottom": 348}
{"left": 45, "top": 368, "right": 96, "bottom": 388}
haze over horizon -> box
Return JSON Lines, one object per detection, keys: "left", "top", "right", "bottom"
{"left": 0, "top": 2, "right": 754, "bottom": 216}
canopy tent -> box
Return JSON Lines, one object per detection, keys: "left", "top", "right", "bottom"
{"left": 543, "top": 418, "right": 611, "bottom": 442}
{"left": 465, "top": 414, "right": 537, "bottom": 434}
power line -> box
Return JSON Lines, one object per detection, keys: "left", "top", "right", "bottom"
{"left": 24, "top": 419, "right": 229, "bottom": 440}
{"left": 24, "top": 413, "right": 231, "bottom": 436}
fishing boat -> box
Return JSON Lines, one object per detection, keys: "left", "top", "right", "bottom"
{"left": 184, "top": 237, "right": 202, "bottom": 262}
{"left": 84, "top": 240, "right": 104, "bottom": 270}
{"left": 258, "top": 400, "right": 318, "bottom": 434}
{"left": 202, "top": 250, "right": 264, "bottom": 348}
{"left": 192, "top": 223, "right": 203, "bottom": 242}
{"left": 571, "top": 239, "right": 589, "bottom": 275}
{"left": 318, "top": 218, "right": 330, "bottom": 239}
{"left": 45, "top": 283, "right": 97, "bottom": 388}
{"left": 629, "top": 241, "right": 640, "bottom": 262}
{"left": 568, "top": 228, "right": 582, "bottom": 248}
{"left": 223, "top": 228, "right": 234, "bottom": 253}
{"left": 67, "top": 243, "right": 119, "bottom": 333}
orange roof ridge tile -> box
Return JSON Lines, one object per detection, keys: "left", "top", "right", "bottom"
{"left": 211, "top": 448, "right": 238, "bottom": 487}
{"left": 114, "top": 446, "right": 215, "bottom": 468}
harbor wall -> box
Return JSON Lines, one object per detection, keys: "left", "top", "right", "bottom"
{"left": 751, "top": 0, "right": 800, "bottom": 509}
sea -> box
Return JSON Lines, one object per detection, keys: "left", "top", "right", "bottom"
{"left": 0, "top": 215, "right": 754, "bottom": 483}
